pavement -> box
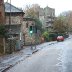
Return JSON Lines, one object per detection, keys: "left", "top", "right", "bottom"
{"left": 0, "top": 41, "right": 57, "bottom": 72}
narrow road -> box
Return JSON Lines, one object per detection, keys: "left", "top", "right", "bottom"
{"left": 7, "top": 37, "right": 72, "bottom": 72}
{"left": 7, "top": 46, "right": 60, "bottom": 72}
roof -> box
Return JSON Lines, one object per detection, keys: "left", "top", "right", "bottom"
{"left": 5, "top": 2, "right": 24, "bottom": 13}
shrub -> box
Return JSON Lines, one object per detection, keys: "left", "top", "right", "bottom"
{"left": 42, "top": 31, "right": 49, "bottom": 42}
{"left": 0, "top": 25, "right": 7, "bottom": 38}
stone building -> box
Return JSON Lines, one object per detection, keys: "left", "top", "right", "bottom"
{"left": 4, "top": 2, "right": 41, "bottom": 52}
{"left": 22, "top": 17, "right": 41, "bottom": 45}
{"left": 25, "top": 5, "right": 55, "bottom": 32}
{"left": 22, "top": 18, "right": 35, "bottom": 45}
{"left": 44, "top": 6, "right": 55, "bottom": 32}
{"left": 4, "top": 2, "right": 25, "bottom": 52}
{"left": 38, "top": 6, "right": 55, "bottom": 32}
{"left": 0, "top": 2, "right": 44, "bottom": 54}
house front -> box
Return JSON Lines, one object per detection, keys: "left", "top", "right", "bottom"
{"left": 22, "top": 17, "right": 41, "bottom": 45}
{"left": 5, "top": 2, "right": 25, "bottom": 53}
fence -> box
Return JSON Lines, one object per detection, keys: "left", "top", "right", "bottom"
{"left": 5, "top": 38, "right": 16, "bottom": 53}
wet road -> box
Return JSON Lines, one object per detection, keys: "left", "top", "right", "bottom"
{"left": 7, "top": 37, "right": 72, "bottom": 72}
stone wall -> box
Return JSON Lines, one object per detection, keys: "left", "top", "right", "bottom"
{"left": 5, "top": 13, "right": 24, "bottom": 52}
{"left": 0, "top": 0, "right": 5, "bottom": 24}
{"left": 5, "top": 14, "right": 23, "bottom": 25}
{"left": 38, "top": 6, "right": 55, "bottom": 30}
{"left": 22, "top": 20, "right": 36, "bottom": 45}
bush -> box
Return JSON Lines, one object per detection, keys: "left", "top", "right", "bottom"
{"left": 42, "top": 31, "right": 49, "bottom": 42}
{"left": 49, "top": 33, "right": 57, "bottom": 41}
{"left": 0, "top": 25, "right": 7, "bottom": 38}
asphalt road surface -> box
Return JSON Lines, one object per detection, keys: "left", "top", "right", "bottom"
{"left": 7, "top": 37, "right": 72, "bottom": 72}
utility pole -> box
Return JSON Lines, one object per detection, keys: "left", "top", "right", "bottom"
{"left": 9, "top": 0, "right": 12, "bottom": 54}
{"left": 9, "top": 0, "right": 11, "bottom": 27}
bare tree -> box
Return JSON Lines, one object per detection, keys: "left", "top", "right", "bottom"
{"left": 60, "top": 11, "right": 72, "bottom": 33}
{"left": 53, "top": 17, "right": 67, "bottom": 33}
{"left": 24, "top": 4, "right": 40, "bottom": 18}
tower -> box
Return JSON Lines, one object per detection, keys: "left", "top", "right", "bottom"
{"left": 0, "top": 0, "right": 5, "bottom": 24}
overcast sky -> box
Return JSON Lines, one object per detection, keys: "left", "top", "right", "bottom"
{"left": 4, "top": 0, "right": 72, "bottom": 16}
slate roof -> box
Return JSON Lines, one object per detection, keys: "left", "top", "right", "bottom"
{"left": 5, "top": 2, "right": 24, "bottom": 13}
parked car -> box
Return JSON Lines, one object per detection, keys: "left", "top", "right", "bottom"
{"left": 57, "top": 36, "right": 64, "bottom": 41}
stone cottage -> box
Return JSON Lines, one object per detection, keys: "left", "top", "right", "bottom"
{"left": 22, "top": 17, "right": 36, "bottom": 45}
{"left": 4, "top": 2, "right": 25, "bottom": 53}
{"left": 0, "top": 1, "right": 41, "bottom": 54}
{"left": 22, "top": 17, "right": 41, "bottom": 45}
